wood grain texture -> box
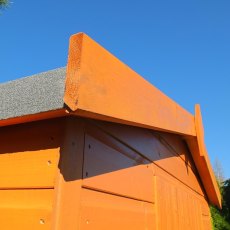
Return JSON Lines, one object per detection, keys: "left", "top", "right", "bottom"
{"left": 0, "top": 149, "right": 59, "bottom": 189}
{"left": 0, "top": 118, "right": 64, "bottom": 189}
{"left": 86, "top": 120, "right": 204, "bottom": 196}
{"left": 0, "top": 189, "right": 54, "bottom": 229}
{"left": 155, "top": 173, "right": 211, "bottom": 230}
{"left": 81, "top": 118, "right": 212, "bottom": 229}
{"left": 51, "top": 117, "right": 85, "bottom": 230}
{"left": 65, "top": 33, "right": 196, "bottom": 136}
{"left": 83, "top": 133, "right": 155, "bottom": 203}
{"left": 80, "top": 188, "right": 156, "bottom": 230}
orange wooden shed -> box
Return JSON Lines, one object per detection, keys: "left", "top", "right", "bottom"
{"left": 0, "top": 33, "right": 221, "bottom": 230}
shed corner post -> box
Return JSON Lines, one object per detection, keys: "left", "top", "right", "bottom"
{"left": 51, "top": 117, "right": 85, "bottom": 230}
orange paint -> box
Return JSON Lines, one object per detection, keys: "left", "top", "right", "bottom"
{"left": 195, "top": 104, "right": 221, "bottom": 207}
{"left": 0, "top": 32, "right": 220, "bottom": 229}
{"left": 64, "top": 33, "right": 196, "bottom": 136}
{"left": 0, "top": 189, "right": 53, "bottom": 229}
{"left": 0, "top": 109, "right": 68, "bottom": 128}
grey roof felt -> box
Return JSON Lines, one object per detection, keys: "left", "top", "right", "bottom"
{"left": 0, "top": 67, "right": 66, "bottom": 120}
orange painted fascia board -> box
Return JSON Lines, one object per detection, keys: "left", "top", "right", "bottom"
{"left": 64, "top": 33, "right": 196, "bottom": 137}
{"left": 195, "top": 105, "right": 221, "bottom": 208}
{"left": 0, "top": 109, "right": 68, "bottom": 128}
{"left": 185, "top": 105, "right": 221, "bottom": 208}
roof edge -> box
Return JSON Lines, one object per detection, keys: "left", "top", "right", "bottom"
{"left": 186, "top": 104, "right": 221, "bottom": 208}
{"left": 64, "top": 33, "right": 196, "bottom": 137}
{"left": 0, "top": 109, "right": 68, "bottom": 128}
{"left": 64, "top": 33, "right": 84, "bottom": 111}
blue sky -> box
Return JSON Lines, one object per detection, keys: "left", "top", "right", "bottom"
{"left": 1, "top": 0, "right": 229, "bottom": 178}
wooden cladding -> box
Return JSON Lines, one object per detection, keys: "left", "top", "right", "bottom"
{"left": 0, "top": 117, "right": 212, "bottom": 229}
{"left": 87, "top": 120, "right": 205, "bottom": 196}
{"left": 0, "top": 149, "right": 59, "bottom": 189}
{"left": 0, "top": 119, "right": 62, "bottom": 189}
{"left": 83, "top": 133, "right": 155, "bottom": 203}
{"left": 80, "top": 188, "right": 156, "bottom": 230}
{"left": 0, "top": 119, "right": 63, "bottom": 230}
{"left": 155, "top": 173, "right": 210, "bottom": 230}
{"left": 0, "top": 189, "right": 53, "bottom": 229}
{"left": 80, "top": 119, "right": 211, "bottom": 230}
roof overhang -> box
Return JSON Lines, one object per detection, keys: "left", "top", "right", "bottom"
{"left": 186, "top": 105, "right": 221, "bottom": 208}
{"left": 0, "top": 32, "right": 221, "bottom": 208}
{"left": 64, "top": 33, "right": 196, "bottom": 136}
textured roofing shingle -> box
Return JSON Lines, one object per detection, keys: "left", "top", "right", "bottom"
{"left": 0, "top": 67, "right": 66, "bottom": 120}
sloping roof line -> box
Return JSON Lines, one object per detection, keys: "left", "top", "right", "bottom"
{"left": 0, "top": 33, "right": 221, "bottom": 208}
{"left": 0, "top": 68, "right": 66, "bottom": 121}
{"left": 65, "top": 33, "right": 196, "bottom": 137}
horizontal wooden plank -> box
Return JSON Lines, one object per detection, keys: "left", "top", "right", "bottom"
{"left": 154, "top": 151, "right": 204, "bottom": 195}
{"left": 0, "top": 189, "right": 53, "bottom": 229}
{"left": 88, "top": 120, "right": 204, "bottom": 195}
{"left": 0, "top": 148, "right": 59, "bottom": 188}
{"left": 87, "top": 120, "right": 160, "bottom": 162}
{"left": 90, "top": 120, "right": 193, "bottom": 166}
{"left": 155, "top": 131, "right": 194, "bottom": 168}
{"left": 83, "top": 133, "right": 155, "bottom": 203}
{"left": 80, "top": 188, "right": 156, "bottom": 230}
{"left": 0, "top": 118, "right": 64, "bottom": 152}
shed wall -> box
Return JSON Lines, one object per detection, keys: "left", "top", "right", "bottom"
{"left": 77, "top": 118, "right": 212, "bottom": 230}
{"left": 0, "top": 117, "right": 212, "bottom": 229}
{"left": 0, "top": 119, "right": 64, "bottom": 229}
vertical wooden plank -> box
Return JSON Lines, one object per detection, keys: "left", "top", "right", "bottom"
{"left": 51, "top": 117, "right": 85, "bottom": 230}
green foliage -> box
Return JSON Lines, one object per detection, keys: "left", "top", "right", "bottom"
{"left": 211, "top": 178, "right": 230, "bottom": 230}
{"left": 223, "top": 179, "right": 230, "bottom": 222}
{"left": 0, "top": 0, "right": 9, "bottom": 9}
{"left": 211, "top": 206, "right": 230, "bottom": 230}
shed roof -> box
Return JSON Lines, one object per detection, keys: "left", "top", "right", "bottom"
{"left": 0, "top": 67, "right": 66, "bottom": 121}
{"left": 0, "top": 33, "right": 221, "bottom": 208}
